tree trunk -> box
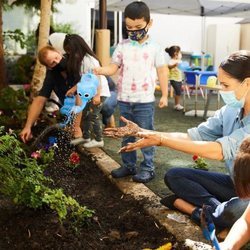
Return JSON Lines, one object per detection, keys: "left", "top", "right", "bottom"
{"left": 30, "top": 0, "right": 52, "bottom": 99}
{"left": 0, "top": 0, "right": 6, "bottom": 90}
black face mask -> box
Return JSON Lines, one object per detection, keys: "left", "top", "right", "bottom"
{"left": 52, "top": 55, "right": 67, "bottom": 72}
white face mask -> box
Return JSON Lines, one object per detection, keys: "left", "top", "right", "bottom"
{"left": 219, "top": 80, "right": 248, "bottom": 108}
{"left": 219, "top": 90, "right": 245, "bottom": 108}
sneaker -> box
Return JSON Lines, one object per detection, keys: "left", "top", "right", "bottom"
{"left": 160, "top": 194, "right": 178, "bottom": 210}
{"left": 132, "top": 170, "right": 155, "bottom": 183}
{"left": 111, "top": 166, "right": 136, "bottom": 178}
{"left": 70, "top": 137, "right": 90, "bottom": 145}
{"left": 174, "top": 104, "right": 184, "bottom": 111}
{"left": 83, "top": 139, "right": 104, "bottom": 148}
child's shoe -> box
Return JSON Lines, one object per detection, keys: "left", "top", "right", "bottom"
{"left": 132, "top": 170, "right": 155, "bottom": 183}
{"left": 83, "top": 139, "right": 104, "bottom": 148}
{"left": 174, "top": 104, "right": 184, "bottom": 111}
{"left": 111, "top": 166, "right": 136, "bottom": 178}
{"left": 70, "top": 137, "right": 90, "bottom": 146}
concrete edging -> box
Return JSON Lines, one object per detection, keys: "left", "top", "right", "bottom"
{"left": 78, "top": 145, "right": 211, "bottom": 246}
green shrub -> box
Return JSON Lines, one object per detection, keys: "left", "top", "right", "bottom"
{"left": 0, "top": 127, "right": 94, "bottom": 223}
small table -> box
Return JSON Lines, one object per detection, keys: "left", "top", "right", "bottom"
{"left": 183, "top": 71, "right": 217, "bottom": 117}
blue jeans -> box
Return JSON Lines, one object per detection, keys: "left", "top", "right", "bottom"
{"left": 118, "top": 101, "right": 155, "bottom": 172}
{"left": 101, "top": 91, "right": 118, "bottom": 125}
{"left": 165, "top": 167, "right": 249, "bottom": 228}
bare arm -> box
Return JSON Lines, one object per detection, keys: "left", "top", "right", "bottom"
{"left": 156, "top": 132, "right": 223, "bottom": 160}
{"left": 219, "top": 204, "right": 250, "bottom": 250}
{"left": 168, "top": 63, "right": 178, "bottom": 69}
{"left": 20, "top": 96, "right": 47, "bottom": 142}
{"left": 157, "top": 65, "right": 169, "bottom": 108}
{"left": 104, "top": 116, "right": 223, "bottom": 160}
{"left": 94, "top": 63, "right": 119, "bottom": 76}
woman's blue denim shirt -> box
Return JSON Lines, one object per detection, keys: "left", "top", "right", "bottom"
{"left": 188, "top": 105, "right": 250, "bottom": 177}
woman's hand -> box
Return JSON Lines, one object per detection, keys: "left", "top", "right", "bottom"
{"left": 103, "top": 116, "right": 142, "bottom": 138}
{"left": 119, "top": 132, "right": 162, "bottom": 153}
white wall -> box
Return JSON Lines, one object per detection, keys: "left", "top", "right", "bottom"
{"left": 149, "top": 13, "right": 242, "bottom": 59}
{"left": 3, "top": 6, "right": 36, "bottom": 54}
{"left": 54, "top": 0, "right": 95, "bottom": 46}
{"left": 240, "top": 24, "right": 250, "bottom": 50}
{"left": 3, "top": 0, "right": 95, "bottom": 54}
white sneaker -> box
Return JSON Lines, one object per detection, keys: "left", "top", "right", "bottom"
{"left": 70, "top": 138, "right": 90, "bottom": 145}
{"left": 174, "top": 104, "right": 184, "bottom": 111}
{"left": 84, "top": 139, "right": 104, "bottom": 148}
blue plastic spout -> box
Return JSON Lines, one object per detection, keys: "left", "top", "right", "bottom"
{"left": 59, "top": 73, "right": 99, "bottom": 126}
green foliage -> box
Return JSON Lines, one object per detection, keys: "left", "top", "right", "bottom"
{"left": 0, "top": 128, "right": 94, "bottom": 223}
{"left": 10, "top": 0, "right": 61, "bottom": 10}
{"left": 6, "top": 54, "right": 35, "bottom": 84}
{"left": 0, "top": 87, "right": 29, "bottom": 129}
{"left": 53, "top": 23, "right": 75, "bottom": 34}
{"left": 4, "top": 29, "right": 26, "bottom": 49}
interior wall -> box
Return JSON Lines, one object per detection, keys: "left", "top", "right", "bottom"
{"left": 240, "top": 24, "right": 250, "bottom": 50}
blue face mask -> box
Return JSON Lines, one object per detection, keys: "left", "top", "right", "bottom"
{"left": 219, "top": 90, "right": 245, "bottom": 108}
{"left": 126, "top": 25, "right": 148, "bottom": 41}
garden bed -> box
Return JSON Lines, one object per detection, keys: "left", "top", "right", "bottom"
{"left": 0, "top": 144, "right": 188, "bottom": 249}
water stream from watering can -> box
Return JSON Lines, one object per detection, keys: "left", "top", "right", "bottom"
{"left": 31, "top": 112, "right": 78, "bottom": 163}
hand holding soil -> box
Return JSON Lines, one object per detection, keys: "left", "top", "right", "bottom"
{"left": 119, "top": 132, "right": 162, "bottom": 153}
{"left": 103, "top": 116, "right": 142, "bottom": 138}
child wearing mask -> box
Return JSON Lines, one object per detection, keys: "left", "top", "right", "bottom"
{"left": 94, "top": 1, "right": 169, "bottom": 183}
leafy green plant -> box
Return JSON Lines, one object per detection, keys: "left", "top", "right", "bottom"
{"left": 6, "top": 54, "right": 35, "bottom": 84}
{"left": 3, "top": 29, "right": 26, "bottom": 49}
{"left": 53, "top": 23, "right": 75, "bottom": 34}
{"left": 0, "top": 87, "right": 29, "bottom": 129}
{"left": 0, "top": 127, "right": 94, "bottom": 223}
{"left": 192, "top": 155, "right": 209, "bottom": 171}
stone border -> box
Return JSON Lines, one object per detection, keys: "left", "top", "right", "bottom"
{"left": 78, "top": 145, "right": 212, "bottom": 246}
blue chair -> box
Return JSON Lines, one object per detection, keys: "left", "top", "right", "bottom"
{"left": 183, "top": 71, "right": 199, "bottom": 115}
{"left": 183, "top": 71, "right": 217, "bottom": 116}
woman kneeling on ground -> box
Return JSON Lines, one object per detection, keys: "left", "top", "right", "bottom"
{"left": 104, "top": 50, "right": 250, "bottom": 232}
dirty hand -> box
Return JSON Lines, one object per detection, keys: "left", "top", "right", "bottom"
{"left": 158, "top": 96, "right": 168, "bottom": 108}
{"left": 19, "top": 127, "right": 33, "bottom": 143}
{"left": 103, "top": 116, "right": 142, "bottom": 138}
{"left": 119, "top": 132, "right": 161, "bottom": 153}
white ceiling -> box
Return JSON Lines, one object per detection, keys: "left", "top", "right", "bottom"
{"left": 95, "top": 0, "right": 250, "bottom": 17}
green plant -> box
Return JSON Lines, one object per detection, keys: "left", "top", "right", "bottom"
{"left": 4, "top": 29, "right": 26, "bottom": 49}
{"left": 53, "top": 23, "right": 75, "bottom": 34}
{"left": 7, "top": 54, "right": 35, "bottom": 84}
{"left": 0, "top": 127, "right": 94, "bottom": 223}
{"left": 0, "top": 87, "right": 29, "bottom": 129}
{"left": 192, "top": 155, "right": 209, "bottom": 171}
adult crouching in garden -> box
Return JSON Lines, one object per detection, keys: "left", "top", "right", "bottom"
{"left": 104, "top": 50, "right": 250, "bottom": 232}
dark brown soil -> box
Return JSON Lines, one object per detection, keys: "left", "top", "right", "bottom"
{"left": 0, "top": 129, "right": 186, "bottom": 250}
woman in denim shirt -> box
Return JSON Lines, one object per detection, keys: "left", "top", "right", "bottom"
{"left": 105, "top": 50, "right": 250, "bottom": 231}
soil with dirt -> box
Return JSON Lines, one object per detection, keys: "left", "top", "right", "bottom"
{"left": 0, "top": 126, "right": 187, "bottom": 250}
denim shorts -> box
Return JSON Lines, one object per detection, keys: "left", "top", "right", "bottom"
{"left": 170, "top": 80, "right": 182, "bottom": 96}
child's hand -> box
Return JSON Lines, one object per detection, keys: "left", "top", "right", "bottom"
{"left": 93, "top": 67, "right": 103, "bottom": 75}
{"left": 92, "top": 95, "right": 101, "bottom": 105}
{"left": 159, "top": 96, "right": 168, "bottom": 108}
{"left": 66, "top": 86, "right": 77, "bottom": 96}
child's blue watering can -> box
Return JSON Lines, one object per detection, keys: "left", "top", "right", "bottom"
{"left": 60, "top": 73, "right": 99, "bottom": 126}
